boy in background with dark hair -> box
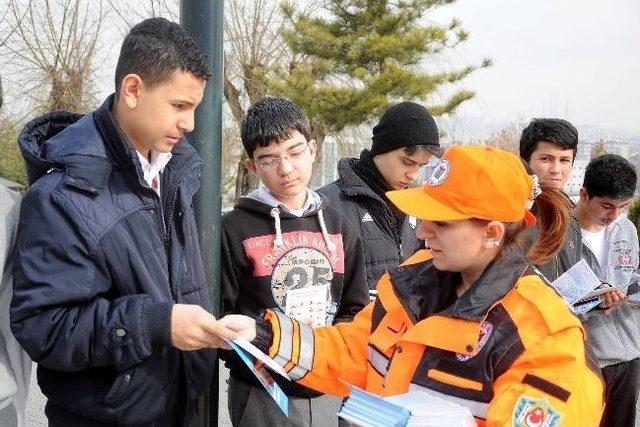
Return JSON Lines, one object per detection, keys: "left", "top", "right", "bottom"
{"left": 519, "top": 118, "right": 583, "bottom": 280}
{"left": 519, "top": 118, "right": 578, "bottom": 192}
{"left": 221, "top": 96, "right": 369, "bottom": 426}
{"left": 575, "top": 154, "right": 640, "bottom": 427}
{"left": 319, "top": 102, "right": 440, "bottom": 297}
{"left": 10, "top": 18, "right": 235, "bottom": 426}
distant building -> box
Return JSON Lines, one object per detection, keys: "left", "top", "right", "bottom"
{"left": 564, "top": 158, "right": 589, "bottom": 197}
{"left": 568, "top": 140, "right": 640, "bottom": 195}
{"left": 576, "top": 142, "right": 593, "bottom": 159}
{"left": 322, "top": 136, "right": 339, "bottom": 185}
{"left": 604, "top": 141, "right": 631, "bottom": 158}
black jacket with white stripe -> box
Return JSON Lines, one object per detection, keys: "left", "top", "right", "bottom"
{"left": 319, "top": 157, "right": 422, "bottom": 297}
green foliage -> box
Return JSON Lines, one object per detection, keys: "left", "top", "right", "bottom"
{"left": 266, "top": 0, "right": 490, "bottom": 139}
{"left": 628, "top": 197, "right": 640, "bottom": 239}
{"left": 0, "top": 117, "right": 27, "bottom": 187}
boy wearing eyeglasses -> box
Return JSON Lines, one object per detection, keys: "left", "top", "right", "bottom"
{"left": 221, "top": 97, "right": 369, "bottom": 426}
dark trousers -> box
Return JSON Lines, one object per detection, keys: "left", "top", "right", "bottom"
{"left": 600, "top": 358, "right": 640, "bottom": 427}
{"left": 227, "top": 376, "right": 341, "bottom": 427}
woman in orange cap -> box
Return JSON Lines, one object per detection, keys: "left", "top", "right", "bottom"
{"left": 221, "top": 146, "right": 604, "bottom": 427}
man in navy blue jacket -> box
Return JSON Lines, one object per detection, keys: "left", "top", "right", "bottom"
{"left": 10, "top": 18, "right": 235, "bottom": 426}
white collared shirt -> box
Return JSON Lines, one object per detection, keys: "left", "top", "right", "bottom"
{"left": 136, "top": 150, "right": 173, "bottom": 197}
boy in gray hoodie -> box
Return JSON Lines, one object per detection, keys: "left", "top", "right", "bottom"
{"left": 0, "top": 185, "right": 31, "bottom": 427}
{"left": 575, "top": 154, "right": 640, "bottom": 427}
{"left": 0, "top": 76, "right": 31, "bottom": 427}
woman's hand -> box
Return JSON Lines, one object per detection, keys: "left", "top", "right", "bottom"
{"left": 219, "top": 314, "right": 257, "bottom": 342}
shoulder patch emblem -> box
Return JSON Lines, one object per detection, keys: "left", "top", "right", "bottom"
{"left": 456, "top": 321, "right": 493, "bottom": 361}
{"left": 512, "top": 395, "right": 563, "bottom": 427}
{"left": 427, "top": 158, "right": 451, "bottom": 186}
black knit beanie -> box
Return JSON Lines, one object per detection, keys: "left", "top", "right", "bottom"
{"left": 370, "top": 102, "right": 439, "bottom": 156}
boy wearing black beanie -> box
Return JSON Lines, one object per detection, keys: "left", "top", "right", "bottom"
{"left": 319, "top": 102, "right": 441, "bottom": 297}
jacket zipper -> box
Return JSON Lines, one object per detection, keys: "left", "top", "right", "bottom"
{"left": 162, "top": 162, "right": 201, "bottom": 251}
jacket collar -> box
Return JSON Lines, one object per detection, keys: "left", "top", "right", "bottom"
{"left": 389, "top": 243, "right": 529, "bottom": 324}
{"left": 387, "top": 244, "right": 529, "bottom": 355}
{"left": 94, "top": 95, "right": 199, "bottom": 194}
{"left": 336, "top": 157, "right": 386, "bottom": 203}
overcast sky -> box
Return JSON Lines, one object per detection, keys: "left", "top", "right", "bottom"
{"left": 430, "top": 0, "right": 640, "bottom": 137}
{"left": 92, "top": 0, "right": 640, "bottom": 139}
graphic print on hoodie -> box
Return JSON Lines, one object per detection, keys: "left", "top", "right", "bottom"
{"left": 243, "top": 228, "right": 343, "bottom": 325}
{"left": 221, "top": 188, "right": 368, "bottom": 396}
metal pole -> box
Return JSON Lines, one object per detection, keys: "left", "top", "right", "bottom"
{"left": 180, "top": 1, "right": 223, "bottom": 426}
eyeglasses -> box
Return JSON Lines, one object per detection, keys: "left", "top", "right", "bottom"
{"left": 255, "top": 143, "right": 310, "bottom": 169}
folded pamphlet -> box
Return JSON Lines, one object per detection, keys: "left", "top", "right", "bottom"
{"left": 224, "top": 338, "right": 289, "bottom": 416}
{"left": 549, "top": 259, "right": 605, "bottom": 315}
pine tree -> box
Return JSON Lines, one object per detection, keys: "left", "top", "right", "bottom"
{"left": 263, "top": 0, "right": 490, "bottom": 184}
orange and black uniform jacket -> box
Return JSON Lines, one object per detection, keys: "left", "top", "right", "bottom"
{"left": 257, "top": 246, "right": 605, "bottom": 426}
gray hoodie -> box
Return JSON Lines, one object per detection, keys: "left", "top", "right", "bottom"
{"left": 581, "top": 215, "right": 640, "bottom": 367}
{"left": 0, "top": 185, "right": 30, "bottom": 427}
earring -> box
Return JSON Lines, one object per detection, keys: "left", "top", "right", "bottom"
{"left": 484, "top": 239, "right": 500, "bottom": 248}
{"left": 424, "top": 239, "right": 430, "bottom": 248}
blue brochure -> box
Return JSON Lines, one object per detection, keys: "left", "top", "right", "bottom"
{"left": 225, "top": 339, "right": 289, "bottom": 417}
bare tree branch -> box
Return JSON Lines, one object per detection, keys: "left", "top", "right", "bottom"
{"left": 0, "top": 0, "right": 106, "bottom": 113}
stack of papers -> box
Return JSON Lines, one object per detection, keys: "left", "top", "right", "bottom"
{"left": 338, "top": 385, "right": 476, "bottom": 427}
{"left": 338, "top": 386, "right": 410, "bottom": 427}
{"left": 549, "top": 259, "right": 604, "bottom": 315}
{"left": 386, "top": 388, "right": 477, "bottom": 427}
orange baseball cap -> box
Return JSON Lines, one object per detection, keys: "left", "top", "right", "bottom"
{"left": 387, "top": 145, "right": 537, "bottom": 225}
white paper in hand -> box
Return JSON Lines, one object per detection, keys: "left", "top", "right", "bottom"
{"left": 551, "top": 258, "right": 601, "bottom": 304}
{"left": 231, "top": 336, "right": 290, "bottom": 380}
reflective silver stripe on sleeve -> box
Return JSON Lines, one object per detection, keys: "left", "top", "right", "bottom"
{"left": 272, "top": 311, "right": 294, "bottom": 367}
{"left": 288, "top": 321, "right": 315, "bottom": 381}
{"left": 288, "top": 364, "right": 308, "bottom": 381}
{"left": 367, "top": 345, "right": 390, "bottom": 376}
{"left": 409, "top": 384, "right": 489, "bottom": 419}
{"left": 297, "top": 321, "right": 315, "bottom": 371}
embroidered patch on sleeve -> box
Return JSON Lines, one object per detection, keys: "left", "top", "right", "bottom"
{"left": 512, "top": 395, "right": 563, "bottom": 427}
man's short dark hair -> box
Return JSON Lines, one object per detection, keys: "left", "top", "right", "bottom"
{"left": 241, "top": 97, "right": 310, "bottom": 158}
{"left": 584, "top": 154, "right": 637, "bottom": 200}
{"left": 404, "top": 145, "right": 443, "bottom": 157}
{"left": 519, "top": 118, "right": 578, "bottom": 162}
{"left": 115, "top": 18, "right": 211, "bottom": 92}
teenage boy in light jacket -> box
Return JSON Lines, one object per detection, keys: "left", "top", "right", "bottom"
{"left": 575, "top": 154, "right": 640, "bottom": 427}
{"left": 0, "top": 75, "right": 31, "bottom": 427}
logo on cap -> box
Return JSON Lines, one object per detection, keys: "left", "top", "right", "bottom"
{"left": 427, "top": 158, "right": 450, "bottom": 186}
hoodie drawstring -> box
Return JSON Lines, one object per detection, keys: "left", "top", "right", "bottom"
{"left": 270, "top": 208, "right": 284, "bottom": 249}
{"left": 270, "top": 206, "right": 336, "bottom": 253}
{"left": 317, "top": 209, "right": 336, "bottom": 253}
